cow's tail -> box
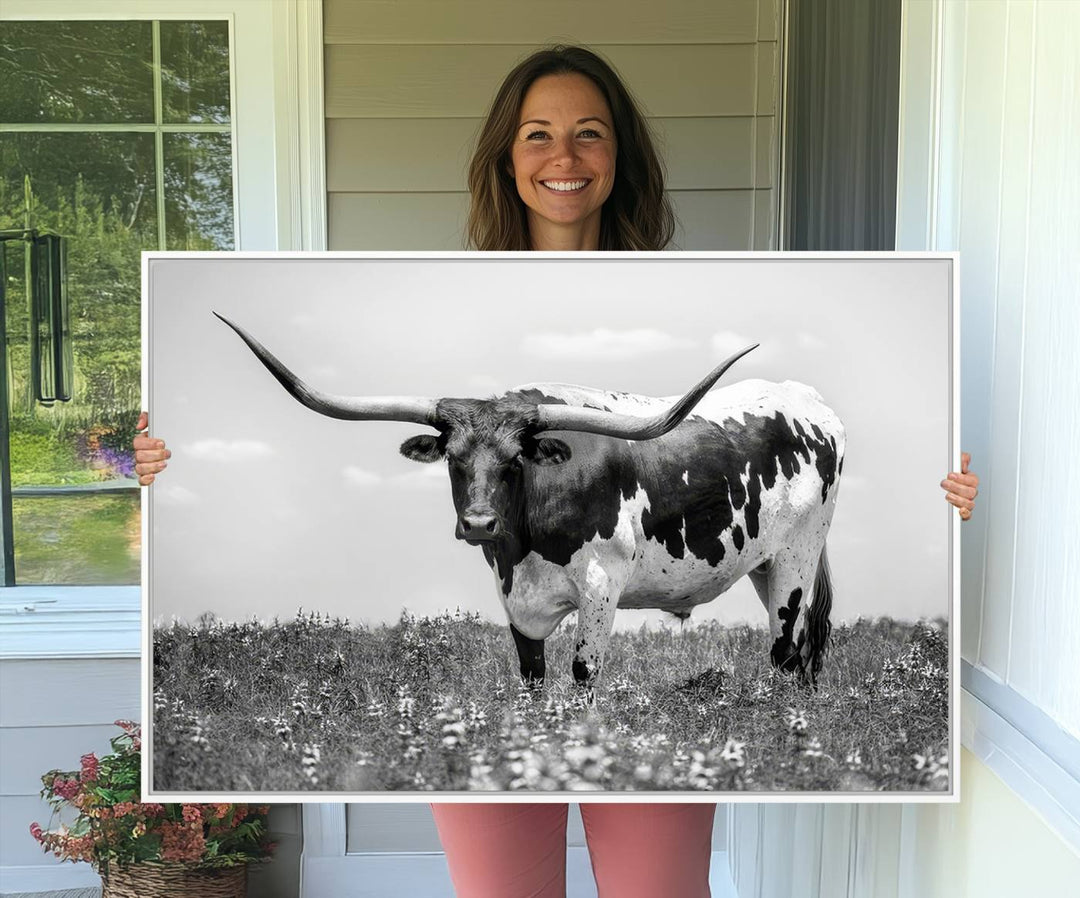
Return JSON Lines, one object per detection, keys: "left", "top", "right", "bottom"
{"left": 805, "top": 544, "right": 834, "bottom": 684}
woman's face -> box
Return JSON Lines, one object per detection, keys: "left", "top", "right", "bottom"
{"left": 509, "top": 73, "right": 617, "bottom": 244}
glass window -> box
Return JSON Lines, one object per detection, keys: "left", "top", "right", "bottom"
{"left": 0, "top": 19, "right": 235, "bottom": 585}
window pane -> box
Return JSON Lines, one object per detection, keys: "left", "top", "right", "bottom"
{"left": 160, "top": 20, "right": 232, "bottom": 124}
{"left": 164, "top": 133, "right": 235, "bottom": 249}
{"left": 0, "top": 21, "right": 154, "bottom": 124}
{"left": 12, "top": 493, "right": 140, "bottom": 585}
{"left": 1, "top": 132, "right": 156, "bottom": 461}
{"left": 2, "top": 131, "right": 152, "bottom": 585}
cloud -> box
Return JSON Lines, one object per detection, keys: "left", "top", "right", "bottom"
{"left": 343, "top": 466, "right": 383, "bottom": 488}
{"left": 522, "top": 328, "right": 696, "bottom": 360}
{"left": 184, "top": 439, "right": 275, "bottom": 461}
{"left": 391, "top": 464, "right": 451, "bottom": 491}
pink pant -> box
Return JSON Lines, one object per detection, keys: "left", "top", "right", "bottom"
{"left": 430, "top": 803, "right": 716, "bottom": 898}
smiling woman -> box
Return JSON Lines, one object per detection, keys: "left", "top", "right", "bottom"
{"left": 466, "top": 45, "right": 674, "bottom": 252}
{"left": 509, "top": 73, "right": 617, "bottom": 249}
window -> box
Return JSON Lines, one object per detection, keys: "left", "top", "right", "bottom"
{"left": 0, "top": 18, "right": 234, "bottom": 585}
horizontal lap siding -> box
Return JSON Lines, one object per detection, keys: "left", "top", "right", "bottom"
{"left": 324, "top": 0, "right": 781, "bottom": 252}
{"left": 324, "top": 0, "right": 760, "bottom": 45}
{"left": 325, "top": 45, "right": 761, "bottom": 118}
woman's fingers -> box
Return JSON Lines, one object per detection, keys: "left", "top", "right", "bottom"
{"left": 941, "top": 452, "right": 979, "bottom": 522}
{"left": 944, "top": 490, "right": 975, "bottom": 511}
{"left": 133, "top": 410, "right": 170, "bottom": 486}
{"left": 940, "top": 476, "right": 978, "bottom": 500}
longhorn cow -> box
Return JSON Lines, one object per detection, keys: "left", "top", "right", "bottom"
{"left": 216, "top": 313, "right": 845, "bottom": 686}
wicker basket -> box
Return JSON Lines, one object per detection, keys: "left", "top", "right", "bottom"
{"left": 100, "top": 862, "right": 247, "bottom": 898}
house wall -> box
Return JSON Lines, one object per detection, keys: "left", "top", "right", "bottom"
{"left": 323, "top": 0, "right": 782, "bottom": 250}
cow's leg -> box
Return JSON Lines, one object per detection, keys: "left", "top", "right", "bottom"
{"left": 509, "top": 623, "right": 545, "bottom": 687}
{"left": 763, "top": 548, "right": 820, "bottom": 677}
{"left": 571, "top": 557, "right": 625, "bottom": 690}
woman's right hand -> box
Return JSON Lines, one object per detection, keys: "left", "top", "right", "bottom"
{"left": 133, "top": 411, "right": 170, "bottom": 486}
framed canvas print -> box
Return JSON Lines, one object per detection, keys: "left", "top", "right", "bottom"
{"left": 143, "top": 252, "right": 958, "bottom": 801}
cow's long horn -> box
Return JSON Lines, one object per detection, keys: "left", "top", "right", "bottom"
{"left": 214, "top": 312, "right": 439, "bottom": 425}
{"left": 534, "top": 344, "right": 758, "bottom": 439}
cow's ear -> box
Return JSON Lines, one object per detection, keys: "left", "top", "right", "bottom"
{"left": 526, "top": 437, "right": 572, "bottom": 466}
{"left": 400, "top": 434, "right": 444, "bottom": 463}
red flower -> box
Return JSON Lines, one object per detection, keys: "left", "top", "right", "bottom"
{"left": 160, "top": 821, "right": 205, "bottom": 863}
{"left": 80, "top": 753, "right": 99, "bottom": 782}
{"left": 181, "top": 805, "right": 202, "bottom": 824}
{"left": 52, "top": 778, "right": 80, "bottom": 800}
{"left": 30, "top": 822, "right": 43, "bottom": 842}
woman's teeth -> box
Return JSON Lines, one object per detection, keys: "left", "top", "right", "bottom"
{"left": 542, "top": 180, "right": 588, "bottom": 191}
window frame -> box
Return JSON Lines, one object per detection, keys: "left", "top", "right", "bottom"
{"left": 0, "top": 0, "right": 325, "bottom": 658}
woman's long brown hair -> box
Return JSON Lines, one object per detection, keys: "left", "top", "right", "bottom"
{"left": 467, "top": 46, "right": 675, "bottom": 251}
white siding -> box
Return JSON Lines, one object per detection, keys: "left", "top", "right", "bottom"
{"left": 324, "top": 0, "right": 782, "bottom": 250}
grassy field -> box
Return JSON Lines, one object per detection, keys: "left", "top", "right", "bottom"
{"left": 153, "top": 610, "right": 950, "bottom": 794}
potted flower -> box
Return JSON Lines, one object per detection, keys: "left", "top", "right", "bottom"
{"left": 30, "top": 720, "right": 273, "bottom": 897}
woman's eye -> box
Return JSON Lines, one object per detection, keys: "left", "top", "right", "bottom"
{"left": 525, "top": 130, "right": 550, "bottom": 140}
{"left": 578, "top": 129, "right": 602, "bottom": 138}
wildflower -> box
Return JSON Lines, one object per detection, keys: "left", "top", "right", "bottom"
{"left": 181, "top": 805, "right": 202, "bottom": 824}
{"left": 467, "top": 703, "right": 488, "bottom": 730}
{"left": 845, "top": 749, "right": 862, "bottom": 767}
{"left": 720, "top": 739, "right": 746, "bottom": 769}
{"left": 301, "top": 744, "right": 321, "bottom": 786}
{"left": 189, "top": 720, "right": 210, "bottom": 751}
{"left": 785, "top": 708, "right": 809, "bottom": 732}
{"left": 913, "top": 748, "right": 949, "bottom": 782}
{"left": 803, "top": 738, "right": 824, "bottom": 759}
{"left": 132, "top": 821, "right": 147, "bottom": 838}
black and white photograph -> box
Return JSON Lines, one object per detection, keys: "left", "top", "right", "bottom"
{"left": 145, "top": 253, "right": 956, "bottom": 798}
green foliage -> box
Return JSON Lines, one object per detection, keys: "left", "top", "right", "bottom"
{"left": 153, "top": 611, "right": 951, "bottom": 794}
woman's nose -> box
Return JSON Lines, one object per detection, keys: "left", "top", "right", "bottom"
{"left": 549, "top": 134, "right": 578, "bottom": 165}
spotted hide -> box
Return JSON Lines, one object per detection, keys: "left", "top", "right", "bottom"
{"left": 481, "top": 379, "right": 845, "bottom": 686}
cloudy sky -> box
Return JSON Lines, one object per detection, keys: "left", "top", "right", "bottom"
{"left": 148, "top": 256, "right": 953, "bottom": 630}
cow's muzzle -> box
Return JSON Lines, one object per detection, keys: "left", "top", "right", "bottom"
{"left": 457, "top": 512, "right": 502, "bottom": 543}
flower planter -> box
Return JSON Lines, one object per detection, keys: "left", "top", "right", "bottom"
{"left": 101, "top": 862, "right": 247, "bottom": 898}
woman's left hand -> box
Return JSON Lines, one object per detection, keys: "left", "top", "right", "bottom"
{"left": 941, "top": 451, "right": 979, "bottom": 521}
